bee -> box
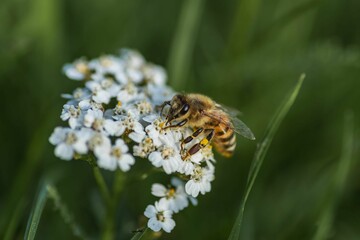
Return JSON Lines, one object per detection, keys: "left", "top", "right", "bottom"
{"left": 160, "top": 93, "right": 255, "bottom": 159}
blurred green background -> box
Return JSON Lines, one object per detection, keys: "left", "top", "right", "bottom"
{"left": 0, "top": 0, "right": 359, "bottom": 239}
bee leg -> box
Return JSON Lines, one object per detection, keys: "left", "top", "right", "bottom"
{"left": 158, "top": 101, "right": 170, "bottom": 117}
{"left": 181, "top": 128, "right": 204, "bottom": 152}
{"left": 182, "top": 129, "right": 214, "bottom": 159}
{"left": 163, "top": 119, "right": 188, "bottom": 129}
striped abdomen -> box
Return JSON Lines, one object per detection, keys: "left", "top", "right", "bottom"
{"left": 213, "top": 123, "right": 236, "bottom": 157}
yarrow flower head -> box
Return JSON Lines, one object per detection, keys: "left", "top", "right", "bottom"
{"left": 49, "top": 49, "right": 217, "bottom": 234}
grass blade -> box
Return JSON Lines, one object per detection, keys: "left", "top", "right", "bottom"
{"left": 226, "top": 0, "right": 262, "bottom": 58}
{"left": 47, "top": 184, "right": 88, "bottom": 239}
{"left": 253, "top": 0, "right": 322, "bottom": 47}
{"left": 3, "top": 197, "right": 26, "bottom": 240}
{"left": 167, "top": 0, "right": 205, "bottom": 90}
{"left": 313, "top": 111, "right": 355, "bottom": 240}
{"left": 24, "top": 180, "right": 49, "bottom": 240}
{"left": 130, "top": 228, "right": 148, "bottom": 240}
{"left": 228, "top": 74, "right": 305, "bottom": 240}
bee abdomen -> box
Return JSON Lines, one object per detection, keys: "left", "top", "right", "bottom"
{"left": 214, "top": 128, "right": 236, "bottom": 157}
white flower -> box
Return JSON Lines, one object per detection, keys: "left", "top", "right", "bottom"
{"left": 148, "top": 143, "right": 182, "bottom": 174}
{"left": 97, "top": 139, "right": 135, "bottom": 171}
{"left": 185, "top": 165, "right": 215, "bottom": 198}
{"left": 103, "top": 119, "right": 125, "bottom": 136}
{"left": 85, "top": 81, "right": 112, "bottom": 104}
{"left": 63, "top": 58, "right": 94, "bottom": 81}
{"left": 87, "top": 132, "right": 112, "bottom": 159}
{"left": 51, "top": 49, "right": 221, "bottom": 234}
{"left": 60, "top": 104, "right": 82, "bottom": 129}
{"left": 121, "top": 49, "right": 145, "bottom": 69}
{"left": 151, "top": 179, "right": 189, "bottom": 213}
{"left": 144, "top": 117, "right": 182, "bottom": 147}
{"left": 49, "top": 127, "right": 91, "bottom": 160}
{"left": 146, "top": 84, "right": 175, "bottom": 106}
{"left": 177, "top": 151, "right": 204, "bottom": 175}
{"left": 78, "top": 99, "right": 104, "bottom": 112}
{"left": 88, "top": 55, "right": 127, "bottom": 85}
{"left": 144, "top": 198, "right": 175, "bottom": 233}
{"left": 61, "top": 88, "right": 91, "bottom": 105}
{"left": 84, "top": 109, "right": 105, "bottom": 131}
{"left": 143, "top": 64, "right": 167, "bottom": 86}
{"left": 115, "top": 114, "right": 146, "bottom": 143}
{"left": 117, "top": 83, "right": 145, "bottom": 105}
{"left": 133, "top": 137, "right": 156, "bottom": 158}
{"left": 126, "top": 100, "right": 154, "bottom": 117}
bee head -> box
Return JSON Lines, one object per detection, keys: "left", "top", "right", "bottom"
{"left": 164, "top": 94, "right": 190, "bottom": 125}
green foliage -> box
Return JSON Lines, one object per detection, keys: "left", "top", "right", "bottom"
{"left": 228, "top": 75, "right": 304, "bottom": 240}
{"left": 0, "top": 0, "right": 359, "bottom": 239}
{"left": 130, "top": 228, "right": 148, "bottom": 240}
{"left": 24, "top": 180, "right": 48, "bottom": 240}
{"left": 313, "top": 112, "right": 355, "bottom": 240}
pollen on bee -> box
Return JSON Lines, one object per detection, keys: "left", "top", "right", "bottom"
{"left": 200, "top": 138, "right": 209, "bottom": 146}
{"left": 117, "top": 101, "right": 122, "bottom": 107}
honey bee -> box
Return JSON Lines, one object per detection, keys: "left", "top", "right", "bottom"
{"left": 160, "top": 93, "right": 255, "bottom": 159}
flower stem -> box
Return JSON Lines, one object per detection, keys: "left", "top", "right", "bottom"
{"left": 101, "top": 170, "right": 125, "bottom": 240}
{"left": 92, "top": 166, "right": 111, "bottom": 205}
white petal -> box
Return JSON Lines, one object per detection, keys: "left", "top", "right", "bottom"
{"left": 162, "top": 218, "right": 175, "bottom": 233}
{"left": 133, "top": 122, "right": 144, "bottom": 133}
{"left": 117, "top": 90, "right": 132, "bottom": 103}
{"left": 49, "top": 127, "right": 66, "bottom": 145}
{"left": 72, "top": 140, "right": 88, "bottom": 154}
{"left": 78, "top": 99, "right": 91, "bottom": 110}
{"left": 144, "top": 205, "right": 156, "bottom": 218}
{"left": 162, "top": 159, "right": 178, "bottom": 174}
{"left": 104, "top": 119, "right": 120, "bottom": 136}
{"left": 118, "top": 154, "right": 135, "bottom": 172}
{"left": 151, "top": 184, "right": 167, "bottom": 197}
{"left": 142, "top": 114, "right": 158, "bottom": 123}
{"left": 69, "top": 117, "right": 79, "bottom": 129}
{"left": 181, "top": 162, "right": 194, "bottom": 175}
{"left": 158, "top": 198, "right": 170, "bottom": 212}
{"left": 93, "top": 90, "right": 111, "bottom": 104}
{"left": 98, "top": 155, "right": 117, "bottom": 171}
{"left": 129, "top": 132, "right": 145, "bottom": 143}
{"left": 173, "top": 196, "right": 188, "bottom": 212}
{"left": 148, "top": 152, "right": 163, "bottom": 167}
{"left": 94, "top": 144, "right": 111, "bottom": 160}
{"left": 171, "top": 177, "right": 183, "bottom": 187}
{"left": 115, "top": 139, "right": 129, "bottom": 152}
{"left": 185, "top": 180, "right": 199, "bottom": 198}
{"left": 189, "top": 196, "right": 198, "bottom": 206}
{"left": 148, "top": 217, "right": 161, "bottom": 232}
{"left": 55, "top": 143, "right": 73, "bottom": 160}
{"left": 63, "top": 64, "right": 84, "bottom": 80}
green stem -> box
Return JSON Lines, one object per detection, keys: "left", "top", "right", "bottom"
{"left": 87, "top": 156, "right": 111, "bottom": 205}
{"left": 92, "top": 166, "right": 111, "bottom": 205}
{"left": 101, "top": 170, "right": 125, "bottom": 240}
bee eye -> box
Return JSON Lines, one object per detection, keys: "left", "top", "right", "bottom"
{"left": 180, "top": 104, "right": 189, "bottom": 115}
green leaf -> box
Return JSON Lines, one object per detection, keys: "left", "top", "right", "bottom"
{"left": 228, "top": 74, "right": 305, "bottom": 240}
{"left": 130, "top": 228, "right": 148, "bottom": 240}
{"left": 313, "top": 111, "right": 355, "bottom": 240}
{"left": 24, "top": 180, "right": 49, "bottom": 240}
{"left": 167, "top": 0, "right": 205, "bottom": 90}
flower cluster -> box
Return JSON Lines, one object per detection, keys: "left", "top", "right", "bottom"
{"left": 49, "top": 49, "right": 216, "bottom": 233}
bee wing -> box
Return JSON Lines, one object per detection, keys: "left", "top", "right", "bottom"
{"left": 203, "top": 109, "right": 256, "bottom": 140}
{"left": 231, "top": 117, "right": 256, "bottom": 140}
{"left": 214, "top": 103, "right": 243, "bottom": 117}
